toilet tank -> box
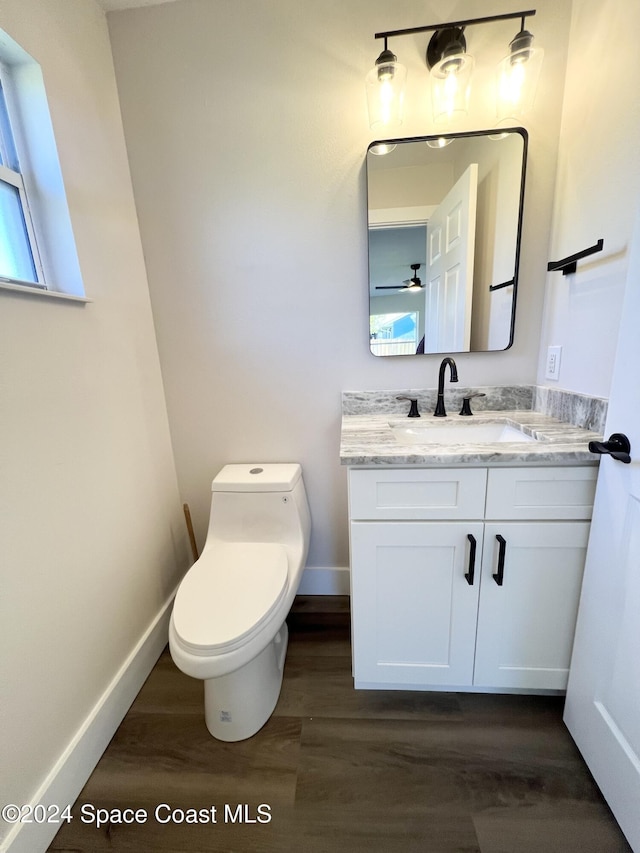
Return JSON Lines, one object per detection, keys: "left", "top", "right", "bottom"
{"left": 211, "top": 464, "right": 302, "bottom": 493}
{"left": 204, "top": 464, "right": 311, "bottom": 556}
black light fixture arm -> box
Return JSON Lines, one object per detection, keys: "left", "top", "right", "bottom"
{"left": 374, "top": 9, "right": 536, "bottom": 42}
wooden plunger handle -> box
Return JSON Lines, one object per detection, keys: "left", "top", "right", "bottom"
{"left": 183, "top": 503, "right": 199, "bottom": 562}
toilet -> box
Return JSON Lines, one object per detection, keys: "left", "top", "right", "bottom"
{"left": 169, "top": 463, "right": 311, "bottom": 741}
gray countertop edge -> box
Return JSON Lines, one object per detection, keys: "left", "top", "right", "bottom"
{"left": 340, "top": 410, "right": 602, "bottom": 467}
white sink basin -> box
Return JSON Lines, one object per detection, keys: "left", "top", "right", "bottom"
{"left": 389, "top": 420, "right": 537, "bottom": 445}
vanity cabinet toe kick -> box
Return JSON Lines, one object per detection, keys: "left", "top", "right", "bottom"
{"left": 348, "top": 465, "right": 598, "bottom": 693}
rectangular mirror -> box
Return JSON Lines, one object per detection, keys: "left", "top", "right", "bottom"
{"left": 367, "top": 128, "right": 527, "bottom": 356}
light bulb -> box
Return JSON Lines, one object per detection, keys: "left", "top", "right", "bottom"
{"left": 430, "top": 51, "right": 474, "bottom": 125}
{"left": 496, "top": 31, "right": 544, "bottom": 123}
{"left": 365, "top": 47, "right": 407, "bottom": 130}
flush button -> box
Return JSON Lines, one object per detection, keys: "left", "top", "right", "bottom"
{"left": 249, "top": 467, "right": 264, "bottom": 474}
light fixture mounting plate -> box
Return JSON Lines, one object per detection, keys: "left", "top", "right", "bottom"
{"left": 426, "top": 27, "right": 467, "bottom": 69}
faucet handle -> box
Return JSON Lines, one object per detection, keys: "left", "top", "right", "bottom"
{"left": 396, "top": 396, "right": 420, "bottom": 418}
{"left": 459, "top": 393, "right": 486, "bottom": 416}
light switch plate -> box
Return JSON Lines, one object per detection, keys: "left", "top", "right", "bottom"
{"left": 545, "top": 345, "right": 562, "bottom": 380}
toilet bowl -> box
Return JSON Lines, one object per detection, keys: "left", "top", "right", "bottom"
{"left": 169, "top": 463, "right": 310, "bottom": 741}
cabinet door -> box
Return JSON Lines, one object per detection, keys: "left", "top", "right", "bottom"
{"left": 474, "top": 522, "right": 590, "bottom": 690}
{"left": 350, "top": 521, "right": 483, "bottom": 688}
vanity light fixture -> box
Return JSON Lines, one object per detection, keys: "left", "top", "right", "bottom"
{"left": 366, "top": 10, "right": 542, "bottom": 129}
{"left": 365, "top": 38, "right": 407, "bottom": 130}
{"left": 496, "top": 19, "right": 544, "bottom": 123}
{"left": 427, "top": 27, "right": 475, "bottom": 125}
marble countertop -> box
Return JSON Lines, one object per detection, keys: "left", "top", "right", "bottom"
{"left": 340, "top": 410, "right": 602, "bottom": 467}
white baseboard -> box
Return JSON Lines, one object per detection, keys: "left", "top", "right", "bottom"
{"left": 297, "top": 565, "right": 350, "bottom": 596}
{"left": 2, "top": 590, "right": 177, "bottom": 853}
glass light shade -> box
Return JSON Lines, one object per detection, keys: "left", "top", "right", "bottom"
{"left": 430, "top": 52, "right": 474, "bottom": 125}
{"left": 366, "top": 58, "right": 407, "bottom": 130}
{"left": 496, "top": 44, "right": 544, "bottom": 123}
{"left": 369, "top": 143, "right": 397, "bottom": 156}
{"left": 426, "top": 137, "right": 453, "bottom": 149}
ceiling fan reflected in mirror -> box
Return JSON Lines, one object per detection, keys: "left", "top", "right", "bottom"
{"left": 376, "top": 262, "right": 423, "bottom": 292}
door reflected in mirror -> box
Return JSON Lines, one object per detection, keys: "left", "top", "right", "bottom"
{"left": 367, "top": 128, "right": 527, "bottom": 356}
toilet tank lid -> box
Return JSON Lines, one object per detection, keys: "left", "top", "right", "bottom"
{"left": 211, "top": 463, "right": 302, "bottom": 492}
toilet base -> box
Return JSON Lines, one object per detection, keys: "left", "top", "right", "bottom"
{"left": 204, "top": 623, "right": 288, "bottom": 741}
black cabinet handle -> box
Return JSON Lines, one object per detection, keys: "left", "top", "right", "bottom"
{"left": 465, "top": 534, "right": 476, "bottom": 585}
{"left": 493, "top": 535, "right": 506, "bottom": 586}
{"left": 589, "top": 432, "right": 631, "bottom": 464}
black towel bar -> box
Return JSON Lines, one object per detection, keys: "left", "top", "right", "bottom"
{"left": 489, "top": 278, "right": 515, "bottom": 292}
{"left": 547, "top": 239, "right": 604, "bottom": 275}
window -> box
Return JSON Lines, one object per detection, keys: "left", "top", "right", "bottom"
{"left": 0, "top": 72, "right": 45, "bottom": 288}
{"left": 370, "top": 311, "right": 419, "bottom": 356}
{"left": 0, "top": 29, "right": 85, "bottom": 300}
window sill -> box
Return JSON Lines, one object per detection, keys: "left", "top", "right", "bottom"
{"left": 0, "top": 280, "right": 91, "bottom": 303}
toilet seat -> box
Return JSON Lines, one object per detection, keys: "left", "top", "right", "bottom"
{"left": 172, "top": 541, "right": 289, "bottom": 655}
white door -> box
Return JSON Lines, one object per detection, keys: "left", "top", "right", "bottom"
{"left": 564, "top": 207, "right": 640, "bottom": 851}
{"left": 425, "top": 163, "right": 478, "bottom": 353}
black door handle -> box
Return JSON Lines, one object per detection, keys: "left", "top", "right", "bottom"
{"left": 493, "top": 535, "right": 506, "bottom": 586}
{"left": 464, "top": 534, "right": 476, "bottom": 585}
{"left": 588, "top": 432, "right": 631, "bottom": 464}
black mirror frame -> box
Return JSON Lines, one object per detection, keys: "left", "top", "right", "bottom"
{"left": 366, "top": 126, "right": 528, "bottom": 357}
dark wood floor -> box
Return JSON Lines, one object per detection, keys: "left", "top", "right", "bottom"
{"left": 49, "top": 596, "right": 631, "bottom": 852}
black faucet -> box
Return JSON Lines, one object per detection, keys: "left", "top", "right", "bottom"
{"left": 396, "top": 396, "right": 420, "bottom": 418}
{"left": 434, "top": 357, "right": 458, "bottom": 417}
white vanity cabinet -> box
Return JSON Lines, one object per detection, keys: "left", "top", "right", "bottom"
{"left": 348, "top": 465, "right": 598, "bottom": 693}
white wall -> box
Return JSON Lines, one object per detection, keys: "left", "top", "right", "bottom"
{"left": 452, "top": 134, "right": 523, "bottom": 350}
{"left": 0, "top": 2, "right": 189, "bottom": 848}
{"left": 368, "top": 161, "right": 454, "bottom": 208}
{"left": 106, "top": 0, "right": 571, "bottom": 570}
{"left": 537, "top": 0, "right": 640, "bottom": 396}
